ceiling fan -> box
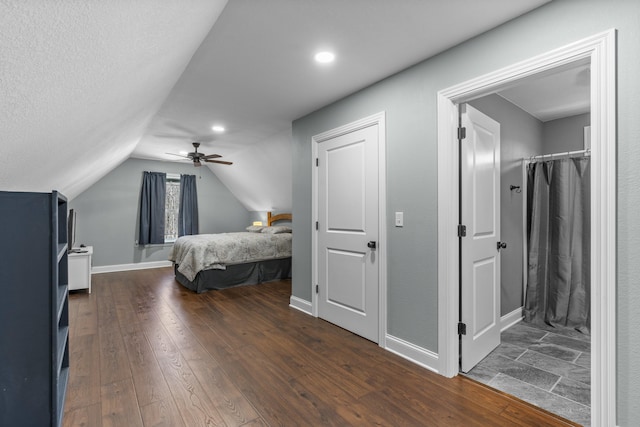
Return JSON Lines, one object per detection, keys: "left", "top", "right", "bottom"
{"left": 167, "top": 142, "right": 232, "bottom": 167}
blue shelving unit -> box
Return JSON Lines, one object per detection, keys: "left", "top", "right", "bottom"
{"left": 0, "top": 191, "right": 70, "bottom": 426}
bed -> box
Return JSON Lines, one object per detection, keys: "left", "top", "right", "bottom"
{"left": 169, "top": 212, "right": 292, "bottom": 293}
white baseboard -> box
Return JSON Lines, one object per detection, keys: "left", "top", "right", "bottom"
{"left": 385, "top": 334, "right": 440, "bottom": 374}
{"left": 289, "top": 296, "right": 313, "bottom": 315}
{"left": 92, "top": 260, "right": 173, "bottom": 274}
{"left": 500, "top": 306, "right": 523, "bottom": 332}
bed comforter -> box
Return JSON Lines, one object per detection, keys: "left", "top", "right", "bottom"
{"left": 169, "top": 232, "right": 292, "bottom": 281}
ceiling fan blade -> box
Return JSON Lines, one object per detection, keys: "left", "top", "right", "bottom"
{"left": 205, "top": 159, "right": 233, "bottom": 165}
{"left": 201, "top": 153, "right": 222, "bottom": 159}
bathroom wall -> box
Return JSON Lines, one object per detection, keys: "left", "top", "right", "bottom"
{"left": 542, "top": 113, "right": 590, "bottom": 154}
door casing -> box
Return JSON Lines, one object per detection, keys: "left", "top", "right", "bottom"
{"left": 311, "top": 112, "right": 388, "bottom": 347}
{"left": 437, "top": 30, "right": 616, "bottom": 427}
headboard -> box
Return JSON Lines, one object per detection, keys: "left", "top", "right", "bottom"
{"left": 267, "top": 212, "right": 292, "bottom": 226}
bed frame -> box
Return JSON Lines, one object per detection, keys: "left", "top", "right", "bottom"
{"left": 174, "top": 212, "right": 292, "bottom": 293}
{"left": 267, "top": 211, "right": 292, "bottom": 225}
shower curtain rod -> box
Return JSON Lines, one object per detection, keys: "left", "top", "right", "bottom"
{"left": 527, "top": 148, "right": 591, "bottom": 162}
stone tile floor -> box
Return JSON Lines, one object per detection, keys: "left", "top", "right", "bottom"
{"left": 464, "top": 321, "right": 591, "bottom": 426}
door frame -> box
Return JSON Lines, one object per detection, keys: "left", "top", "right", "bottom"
{"left": 311, "top": 112, "right": 388, "bottom": 346}
{"left": 437, "top": 30, "right": 616, "bottom": 426}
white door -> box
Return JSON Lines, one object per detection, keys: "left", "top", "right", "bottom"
{"left": 317, "top": 124, "right": 379, "bottom": 342}
{"left": 460, "top": 104, "right": 501, "bottom": 373}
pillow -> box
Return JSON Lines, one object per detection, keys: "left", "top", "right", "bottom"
{"left": 245, "top": 225, "right": 265, "bottom": 233}
{"left": 261, "top": 225, "right": 292, "bottom": 234}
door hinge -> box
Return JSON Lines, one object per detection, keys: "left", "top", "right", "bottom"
{"left": 315, "top": 221, "right": 319, "bottom": 230}
{"left": 458, "top": 322, "right": 467, "bottom": 335}
{"left": 316, "top": 284, "right": 319, "bottom": 294}
{"left": 316, "top": 158, "right": 319, "bottom": 166}
{"left": 458, "top": 126, "right": 466, "bottom": 140}
{"left": 457, "top": 224, "right": 466, "bottom": 237}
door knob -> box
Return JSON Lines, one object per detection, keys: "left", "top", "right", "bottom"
{"left": 367, "top": 241, "right": 377, "bottom": 249}
{"left": 497, "top": 241, "right": 507, "bottom": 251}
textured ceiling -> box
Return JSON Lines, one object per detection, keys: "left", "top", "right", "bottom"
{"left": 134, "top": 0, "right": 552, "bottom": 163}
{"left": 0, "top": 0, "right": 228, "bottom": 199}
{"left": 1, "top": 0, "right": 551, "bottom": 206}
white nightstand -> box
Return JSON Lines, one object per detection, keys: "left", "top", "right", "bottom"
{"left": 68, "top": 246, "right": 93, "bottom": 293}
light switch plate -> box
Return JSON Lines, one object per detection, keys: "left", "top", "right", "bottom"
{"left": 395, "top": 212, "right": 403, "bottom": 227}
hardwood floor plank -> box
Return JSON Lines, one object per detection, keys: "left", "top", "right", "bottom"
{"left": 63, "top": 269, "right": 578, "bottom": 427}
{"left": 111, "top": 285, "right": 143, "bottom": 336}
{"left": 121, "top": 328, "right": 173, "bottom": 407}
{"left": 66, "top": 334, "right": 101, "bottom": 411}
{"left": 187, "top": 359, "right": 261, "bottom": 427}
{"left": 98, "top": 327, "right": 132, "bottom": 385}
{"left": 289, "top": 372, "right": 389, "bottom": 426}
{"left": 139, "top": 400, "right": 187, "bottom": 427}
{"left": 101, "top": 378, "right": 143, "bottom": 427}
{"left": 147, "top": 322, "right": 228, "bottom": 426}
{"left": 73, "top": 294, "right": 99, "bottom": 337}
{"left": 229, "top": 339, "right": 362, "bottom": 426}
{"left": 67, "top": 292, "right": 81, "bottom": 338}
{"left": 63, "top": 402, "right": 102, "bottom": 427}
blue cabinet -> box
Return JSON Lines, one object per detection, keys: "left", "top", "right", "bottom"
{"left": 0, "top": 191, "right": 70, "bottom": 427}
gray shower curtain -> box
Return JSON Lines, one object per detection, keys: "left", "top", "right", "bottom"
{"left": 524, "top": 157, "right": 590, "bottom": 332}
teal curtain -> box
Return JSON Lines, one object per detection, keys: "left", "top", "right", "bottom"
{"left": 178, "top": 174, "right": 199, "bottom": 237}
{"left": 138, "top": 171, "right": 166, "bottom": 244}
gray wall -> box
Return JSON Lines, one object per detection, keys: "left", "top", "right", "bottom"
{"left": 469, "top": 95, "right": 544, "bottom": 316}
{"left": 70, "top": 158, "right": 250, "bottom": 267}
{"left": 543, "top": 113, "right": 590, "bottom": 154}
{"left": 291, "top": 0, "right": 640, "bottom": 423}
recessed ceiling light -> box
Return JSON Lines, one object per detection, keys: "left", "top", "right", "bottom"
{"left": 211, "top": 125, "right": 225, "bottom": 132}
{"left": 179, "top": 150, "right": 188, "bottom": 155}
{"left": 314, "top": 51, "right": 335, "bottom": 64}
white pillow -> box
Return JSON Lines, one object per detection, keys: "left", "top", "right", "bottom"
{"left": 245, "top": 225, "right": 265, "bottom": 233}
{"left": 261, "top": 225, "right": 292, "bottom": 234}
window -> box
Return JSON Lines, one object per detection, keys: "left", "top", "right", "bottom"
{"left": 164, "top": 175, "right": 180, "bottom": 242}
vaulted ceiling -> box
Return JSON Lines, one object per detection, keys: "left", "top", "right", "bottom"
{"left": 1, "top": 0, "right": 550, "bottom": 206}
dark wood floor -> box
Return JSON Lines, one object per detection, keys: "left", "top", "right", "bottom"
{"left": 63, "top": 267, "right": 578, "bottom": 426}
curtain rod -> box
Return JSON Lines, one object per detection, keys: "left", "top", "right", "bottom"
{"left": 527, "top": 149, "right": 590, "bottom": 162}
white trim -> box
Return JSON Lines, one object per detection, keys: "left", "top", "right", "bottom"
{"left": 522, "top": 160, "right": 529, "bottom": 307}
{"left": 500, "top": 307, "right": 523, "bottom": 332}
{"left": 437, "top": 29, "right": 616, "bottom": 427}
{"left": 311, "top": 111, "right": 387, "bottom": 346}
{"left": 289, "top": 296, "right": 313, "bottom": 315}
{"left": 92, "top": 260, "right": 173, "bottom": 274}
{"left": 385, "top": 334, "right": 440, "bottom": 374}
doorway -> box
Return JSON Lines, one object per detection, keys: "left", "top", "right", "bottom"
{"left": 437, "top": 30, "right": 616, "bottom": 426}
{"left": 460, "top": 91, "right": 592, "bottom": 424}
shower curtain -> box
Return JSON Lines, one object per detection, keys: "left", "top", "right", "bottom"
{"left": 524, "top": 157, "right": 590, "bottom": 332}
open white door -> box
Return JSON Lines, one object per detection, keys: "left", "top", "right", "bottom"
{"left": 460, "top": 104, "right": 501, "bottom": 373}
{"left": 317, "top": 124, "right": 379, "bottom": 342}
